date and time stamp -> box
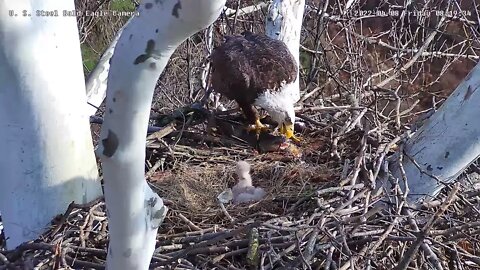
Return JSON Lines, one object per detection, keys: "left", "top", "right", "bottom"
{"left": 7, "top": 9, "right": 139, "bottom": 18}
{"left": 350, "top": 8, "right": 472, "bottom": 18}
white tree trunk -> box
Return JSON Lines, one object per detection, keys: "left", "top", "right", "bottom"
{"left": 223, "top": 1, "right": 268, "bottom": 17}
{"left": 265, "top": 0, "right": 305, "bottom": 103}
{"left": 97, "top": 0, "right": 225, "bottom": 268}
{"left": 384, "top": 62, "right": 480, "bottom": 203}
{"left": 0, "top": 1, "right": 102, "bottom": 248}
{"left": 85, "top": 17, "right": 134, "bottom": 117}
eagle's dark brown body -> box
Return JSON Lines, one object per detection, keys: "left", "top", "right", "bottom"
{"left": 210, "top": 31, "right": 298, "bottom": 124}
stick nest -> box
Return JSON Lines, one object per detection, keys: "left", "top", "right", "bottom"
{"left": 1, "top": 106, "right": 480, "bottom": 270}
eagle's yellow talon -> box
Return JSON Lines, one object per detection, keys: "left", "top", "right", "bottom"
{"left": 247, "top": 119, "right": 269, "bottom": 138}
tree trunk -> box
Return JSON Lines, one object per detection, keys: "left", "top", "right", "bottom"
{"left": 0, "top": 0, "right": 102, "bottom": 248}
{"left": 383, "top": 62, "right": 480, "bottom": 203}
{"left": 265, "top": 0, "right": 305, "bottom": 103}
{"left": 97, "top": 0, "right": 225, "bottom": 268}
{"left": 85, "top": 17, "right": 134, "bottom": 117}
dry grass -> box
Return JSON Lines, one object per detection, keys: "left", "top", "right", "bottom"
{"left": 153, "top": 155, "right": 334, "bottom": 219}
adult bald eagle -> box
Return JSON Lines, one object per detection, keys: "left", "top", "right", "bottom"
{"left": 210, "top": 31, "right": 300, "bottom": 141}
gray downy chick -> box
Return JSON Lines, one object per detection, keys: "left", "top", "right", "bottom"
{"left": 232, "top": 161, "right": 266, "bottom": 204}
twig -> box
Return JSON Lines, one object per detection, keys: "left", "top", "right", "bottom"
{"left": 394, "top": 183, "right": 460, "bottom": 270}
{"left": 177, "top": 213, "right": 202, "bottom": 231}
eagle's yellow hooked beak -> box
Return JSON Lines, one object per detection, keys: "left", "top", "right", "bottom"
{"left": 280, "top": 122, "right": 301, "bottom": 142}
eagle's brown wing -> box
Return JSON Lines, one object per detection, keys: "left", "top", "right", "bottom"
{"left": 210, "top": 35, "right": 252, "bottom": 103}
{"left": 210, "top": 32, "right": 298, "bottom": 104}
{"left": 241, "top": 31, "right": 298, "bottom": 89}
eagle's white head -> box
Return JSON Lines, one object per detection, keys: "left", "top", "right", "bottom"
{"left": 269, "top": 99, "right": 296, "bottom": 138}
{"left": 254, "top": 81, "right": 299, "bottom": 141}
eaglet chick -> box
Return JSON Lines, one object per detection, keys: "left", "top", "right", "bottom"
{"left": 232, "top": 161, "right": 266, "bottom": 204}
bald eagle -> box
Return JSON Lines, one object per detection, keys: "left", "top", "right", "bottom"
{"left": 210, "top": 31, "right": 300, "bottom": 141}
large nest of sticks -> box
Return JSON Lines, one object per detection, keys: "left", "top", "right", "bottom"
{"left": 2, "top": 122, "right": 480, "bottom": 269}
{"left": 3, "top": 104, "right": 480, "bottom": 269}
{"left": 2, "top": 0, "right": 480, "bottom": 269}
